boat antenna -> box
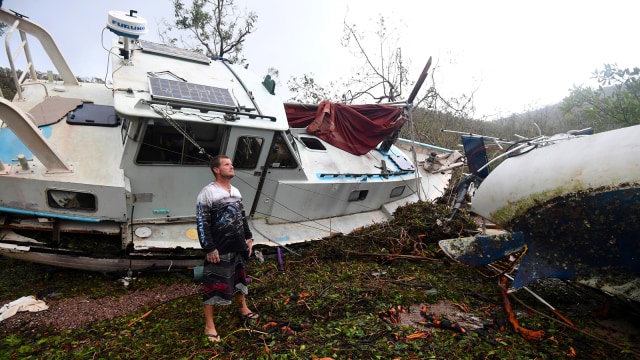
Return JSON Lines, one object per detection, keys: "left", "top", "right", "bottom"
{"left": 407, "top": 56, "right": 432, "bottom": 106}
{"left": 378, "top": 56, "right": 432, "bottom": 154}
{"left": 404, "top": 57, "right": 433, "bottom": 200}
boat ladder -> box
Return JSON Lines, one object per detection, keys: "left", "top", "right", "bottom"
{"left": 0, "top": 8, "right": 78, "bottom": 101}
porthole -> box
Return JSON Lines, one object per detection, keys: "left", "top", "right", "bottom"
{"left": 348, "top": 190, "right": 368, "bottom": 201}
{"left": 47, "top": 189, "right": 96, "bottom": 211}
{"left": 390, "top": 186, "right": 405, "bottom": 198}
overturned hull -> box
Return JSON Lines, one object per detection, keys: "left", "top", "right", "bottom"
{"left": 441, "top": 125, "right": 640, "bottom": 303}
{"left": 510, "top": 184, "right": 640, "bottom": 301}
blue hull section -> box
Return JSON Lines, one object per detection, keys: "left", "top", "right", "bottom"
{"left": 510, "top": 185, "right": 640, "bottom": 289}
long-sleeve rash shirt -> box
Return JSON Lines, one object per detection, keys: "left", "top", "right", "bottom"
{"left": 196, "top": 182, "right": 252, "bottom": 255}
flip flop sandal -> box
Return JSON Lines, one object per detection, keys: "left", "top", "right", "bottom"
{"left": 206, "top": 333, "right": 221, "bottom": 342}
{"left": 240, "top": 312, "right": 259, "bottom": 321}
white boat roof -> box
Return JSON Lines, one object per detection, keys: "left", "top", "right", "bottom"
{"left": 110, "top": 39, "right": 289, "bottom": 132}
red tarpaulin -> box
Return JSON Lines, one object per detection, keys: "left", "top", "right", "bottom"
{"left": 284, "top": 101, "right": 404, "bottom": 156}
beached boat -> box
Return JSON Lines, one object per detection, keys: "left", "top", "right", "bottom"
{"left": 439, "top": 125, "right": 640, "bottom": 303}
{"left": 0, "top": 9, "right": 461, "bottom": 272}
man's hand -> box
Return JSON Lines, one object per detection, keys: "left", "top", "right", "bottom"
{"left": 246, "top": 239, "right": 254, "bottom": 257}
{"left": 206, "top": 249, "right": 220, "bottom": 263}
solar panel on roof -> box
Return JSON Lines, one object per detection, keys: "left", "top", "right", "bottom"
{"left": 148, "top": 77, "right": 236, "bottom": 109}
{"left": 139, "top": 40, "right": 210, "bottom": 64}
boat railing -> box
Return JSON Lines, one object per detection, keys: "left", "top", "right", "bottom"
{"left": 474, "top": 135, "right": 545, "bottom": 174}
{"left": 0, "top": 8, "right": 79, "bottom": 101}
{"left": 443, "top": 127, "right": 594, "bottom": 176}
{"left": 473, "top": 130, "right": 593, "bottom": 175}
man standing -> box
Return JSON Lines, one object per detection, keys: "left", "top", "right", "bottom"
{"left": 196, "top": 155, "right": 258, "bottom": 343}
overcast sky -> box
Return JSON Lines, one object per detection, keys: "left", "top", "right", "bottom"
{"left": 2, "top": 0, "right": 638, "bottom": 120}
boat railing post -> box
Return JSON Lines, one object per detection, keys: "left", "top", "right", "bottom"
{"left": 4, "top": 20, "right": 26, "bottom": 100}
{"left": 17, "top": 154, "right": 30, "bottom": 171}
{"left": 0, "top": 8, "right": 79, "bottom": 90}
{"left": 0, "top": 97, "right": 72, "bottom": 173}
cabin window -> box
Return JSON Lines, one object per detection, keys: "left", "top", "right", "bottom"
{"left": 300, "top": 136, "right": 326, "bottom": 151}
{"left": 390, "top": 185, "right": 405, "bottom": 198}
{"left": 136, "top": 119, "right": 225, "bottom": 165}
{"left": 47, "top": 189, "right": 96, "bottom": 211}
{"left": 233, "top": 136, "right": 264, "bottom": 169}
{"left": 348, "top": 189, "right": 369, "bottom": 201}
{"left": 268, "top": 132, "right": 298, "bottom": 168}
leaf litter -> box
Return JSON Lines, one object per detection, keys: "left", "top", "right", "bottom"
{"left": 1, "top": 201, "right": 639, "bottom": 359}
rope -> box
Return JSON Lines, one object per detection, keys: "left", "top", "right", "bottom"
{"left": 509, "top": 291, "right": 640, "bottom": 357}
{"left": 150, "top": 104, "right": 210, "bottom": 158}
{"left": 475, "top": 245, "right": 528, "bottom": 279}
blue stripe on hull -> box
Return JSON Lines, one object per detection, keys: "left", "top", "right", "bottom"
{"left": 0, "top": 206, "right": 102, "bottom": 222}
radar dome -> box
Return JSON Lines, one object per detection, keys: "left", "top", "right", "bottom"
{"left": 107, "top": 10, "right": 148, "bottom": 39}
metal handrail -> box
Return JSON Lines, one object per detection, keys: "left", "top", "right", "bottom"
{"left": 0, "top": 8, "right": 79, "bottom": 102}
{"left": 4, "top": 19, "right": 37, "bottom": 100}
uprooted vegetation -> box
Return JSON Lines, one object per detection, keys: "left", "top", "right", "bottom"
{"left": 1, "top": 201, "right": 639, "bottom": 359}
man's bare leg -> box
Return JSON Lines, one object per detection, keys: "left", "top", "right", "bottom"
{"left": 203, "top": 304, "right": 220, "bottom": 342}
{"left": 235, "top": 293, "right": 258, "bottom": 319}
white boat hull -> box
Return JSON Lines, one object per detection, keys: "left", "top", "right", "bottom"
{"left": 470, "top": 125, "right": 640, "bottom": 224}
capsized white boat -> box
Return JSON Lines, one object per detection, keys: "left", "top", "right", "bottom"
{"left": 0, "top": 9, "right": 462, "bottom": 272}
{"left": 439, "top": 125, "right": 640, "bottom": 303}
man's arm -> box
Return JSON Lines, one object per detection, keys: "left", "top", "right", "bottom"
{"left": 196, "top": 201, "right": 216, "bottom": 253}
{"left": 242, "top": 210, "right": 253, "bottom": 257}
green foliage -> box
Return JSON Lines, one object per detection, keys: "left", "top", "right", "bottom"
{"left": 340, "top": 16, "right": 409, "bottom": 103}
{"left": 288, "top": 14, "right": 411, "bottom": 105}
{"left": 168, "top": 0, "right": 257, "bottom": 63}
{"left": 1, "top": 209, "right": 638, "bottom": 359}
{"left": 0, "top": 66, "right": 16, "bottom": 100}
{"left": 287, "top": 74, "right": 346, "bottom": 104}
{"left": 561, "top": 64, "right": 640, "bottom": 131}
